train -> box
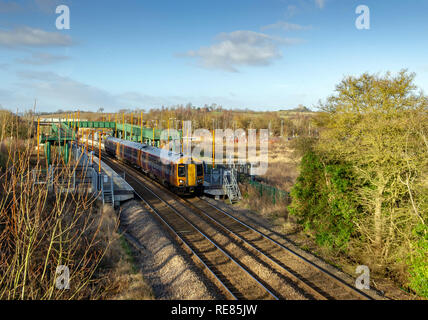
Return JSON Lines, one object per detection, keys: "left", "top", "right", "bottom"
{"left": 104, "top": 136, "right": 204, "bottom": 195}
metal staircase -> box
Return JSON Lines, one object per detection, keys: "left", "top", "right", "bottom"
{"left": 100, "top": 174, "right": 114, "bottom": 207}
{"left": 223, "top": 169, "right": 242, "bottom": 203}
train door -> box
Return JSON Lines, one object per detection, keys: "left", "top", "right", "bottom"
{"left": 137, "top": 149, "right": 142, "bottom": 167}
{"left": 116, "top": 142, "right": 120, "bottom": 158}
{"left": 187, "top": 163, "right": 196, "bottom": 186}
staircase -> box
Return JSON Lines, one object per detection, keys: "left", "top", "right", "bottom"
{"left": 100, "top": 174, "right": 114, "bottom": 207}
{"left": 223, "top": 169, "right": 242, "bottom": 203}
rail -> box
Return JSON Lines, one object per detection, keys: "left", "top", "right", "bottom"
{"left": 103, "top": 155, "right": 280, "bottom": 300}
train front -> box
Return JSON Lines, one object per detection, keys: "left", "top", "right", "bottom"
{"left": 175, "top": 157, "right": 204, "bottom": 195}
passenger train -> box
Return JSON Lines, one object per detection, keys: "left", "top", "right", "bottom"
{"left": 104, "top": 136, "right": 204, "bottom": 195}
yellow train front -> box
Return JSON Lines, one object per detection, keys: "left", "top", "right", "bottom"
{"left": 104, "top": 137, "right": 204, "bottom": 195}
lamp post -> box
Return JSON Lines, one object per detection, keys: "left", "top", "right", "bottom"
{"left": 98, "top": 132, "right": 102, "bottom": 173}
{"left": 37, "top": 117, "right": 40, "bottom": 164}
{"left": 91, "top": 130, "right": 94, "bottom": 164}
{"left": 140, "top": 111, "right": 143, "bottom": 143}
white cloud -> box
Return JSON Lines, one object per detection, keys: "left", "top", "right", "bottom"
{"left": 261, "top": 21, "right": 312, "bottom": 31}
{"left": 14, "top": 71, "right": 182, "bottom": 110}
{"left": 0, "top": 27, "right": 72, "bottom": 48}
{"left": 184, "top": 30, "right": 302, "bottom": 72}
{"left": 0, "top": 0, "right": 67, "bottom": 14}
{"left": 17, "top": 71, "right": 120, "bottom": 108}
{"left": 0, "top": 0, "right": 21, "bottom": 13}
{"left": 16, "top": 52, "right": 70, "bottom": 65}
{"left": 6, "top": 71, "right": 245, "bottom": 111}
{"left": 34, "top": 0, "right": 63, "bottom": 14}
{"left": 315, "top": 0, "right": 326, "bottom": 9}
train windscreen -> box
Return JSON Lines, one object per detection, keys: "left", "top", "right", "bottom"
{"left": 196, "top": 164, "right": 203, "bottom": 176}
{"left": 178, "top": 165, "right": 185, "bottom": 177}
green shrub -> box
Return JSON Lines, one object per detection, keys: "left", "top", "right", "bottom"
{"left": 288, "top": 152, "right": 359, "bottom": 252}
{"left": 407, "top": 224, "right": 428, "bottom": 298}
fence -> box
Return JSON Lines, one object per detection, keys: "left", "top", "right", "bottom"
{"left": 248, "top": 180, "right": 289, "bottom": 205}
{"left": 31, "top": 146, "right": 117, "bottom": 206}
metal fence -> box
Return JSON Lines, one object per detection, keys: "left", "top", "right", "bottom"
{"left": 248, "top": 180, "right": 289, "bottom": 204}
{"left": 31, "top": 146, "right": 117, "bottom": 206}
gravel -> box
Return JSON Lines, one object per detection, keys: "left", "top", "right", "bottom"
{"left": 118, "top": 200, "right": 221, "bottom": 300}
{"left": 201, "top": 196, "right": 388, "bottom": 300}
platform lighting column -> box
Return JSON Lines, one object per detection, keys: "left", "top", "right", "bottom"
{"left": 167, "top": 119, "right": 170, "bottom": 146}
{"left": 140, "top": 112, "right": 143, "bottom": 143}
{"left": 37, "top": 117, "right": 40, "bottom": 164}
{"left": 186, "top": 124, "right": 188, "bottom": 156}
{"left": 91, "top": 130, "right": 94, "bottom": 164}
{"left": 85, "top": 130, "right": 88, "bottom": 153}
{"left": 122, "top": 113, "right": 125, "bottom": 140}
{"left": 77, "top": 111, "right": 80, "bottom": 147}
{"left": 181, "top": 120, "right": 184, "bottom": 154}
{"left": 115, "top": 113, "right": 118, "bottom": 138}
{"left": 81, "top": 132, "right": 84, "bottom": 152}
{"left": 212, "top": 129, "right": 215, "bottom": 168}
{"left": 98, "top": 132, "right": 102, "bottom": 173}
{"left": 131, "top": 113, "right": 133, "bottom": 140}
{"left": 152, "top": 127, "right": 155, "bottom": 146}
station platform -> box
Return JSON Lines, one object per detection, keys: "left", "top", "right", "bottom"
{"left": 72, "top": 145, "right": 134, "bottom": 206}
{"left": 92, "top": 155, "right": 134, "bottom": 205}
{"left": 203, "top": 167, "right": 226, "bottom": 199}
{"left": 203, "top": 182, "right": 225, "bottom": 198}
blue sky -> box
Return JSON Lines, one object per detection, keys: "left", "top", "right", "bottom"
{"left": 1, "top": 0, "right": 428, "bottom": 112}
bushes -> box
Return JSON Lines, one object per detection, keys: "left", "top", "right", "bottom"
{"left": 407, "top": 225, "right": 428, "bottom": 297}
{"left": 288, "top": 71, "right": 428, "bottom": 298}
{"left": 289, "top": 152, "right": 358, "bottom": 252}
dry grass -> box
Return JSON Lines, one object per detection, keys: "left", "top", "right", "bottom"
{"left": 261, "top": 138, "right": 300, "bottom": 192}
{"left": 239, "top": 184, "right": 289, "bottom": 225}
{"left": 95, "top": 205, "right": 154, "bottom": 300}
{"left": 0, "top": 114, "right": 153, "bottom": 300}
{"left": 238, "top": 138, "right": 299, "bottom": 225}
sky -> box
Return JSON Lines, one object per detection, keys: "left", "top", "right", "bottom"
{"left": 0, "top": 0, "right": 428, "bottom": 113}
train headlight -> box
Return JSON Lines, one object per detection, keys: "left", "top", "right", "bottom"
{"left": 197, "top": 178, "right": 203, "bottom": 184}
{"left": 179, "top": 179, "right": 185, "bottom": 185}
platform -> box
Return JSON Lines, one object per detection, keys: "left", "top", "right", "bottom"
{"left": 92, "top": 155, "right": 134, "bottom": 204}
{"left": 72, "top": 145, "right": 134, "bottom": 206}
{"left": 203, "top": 166, "right": 226, "bottom": 198}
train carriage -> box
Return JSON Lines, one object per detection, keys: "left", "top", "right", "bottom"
{"left": 104, "top": 136, "right": 204, "bottom": 195}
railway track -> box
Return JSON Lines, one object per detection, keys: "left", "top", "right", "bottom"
{"left": 102, "top": 155, "right": 278, "bottom": 300}
{"left": 102, "top": 154, "right": 374, "bottom": 300}
{"left": 184, "top": 197, "right": 374, "bottom": 300}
